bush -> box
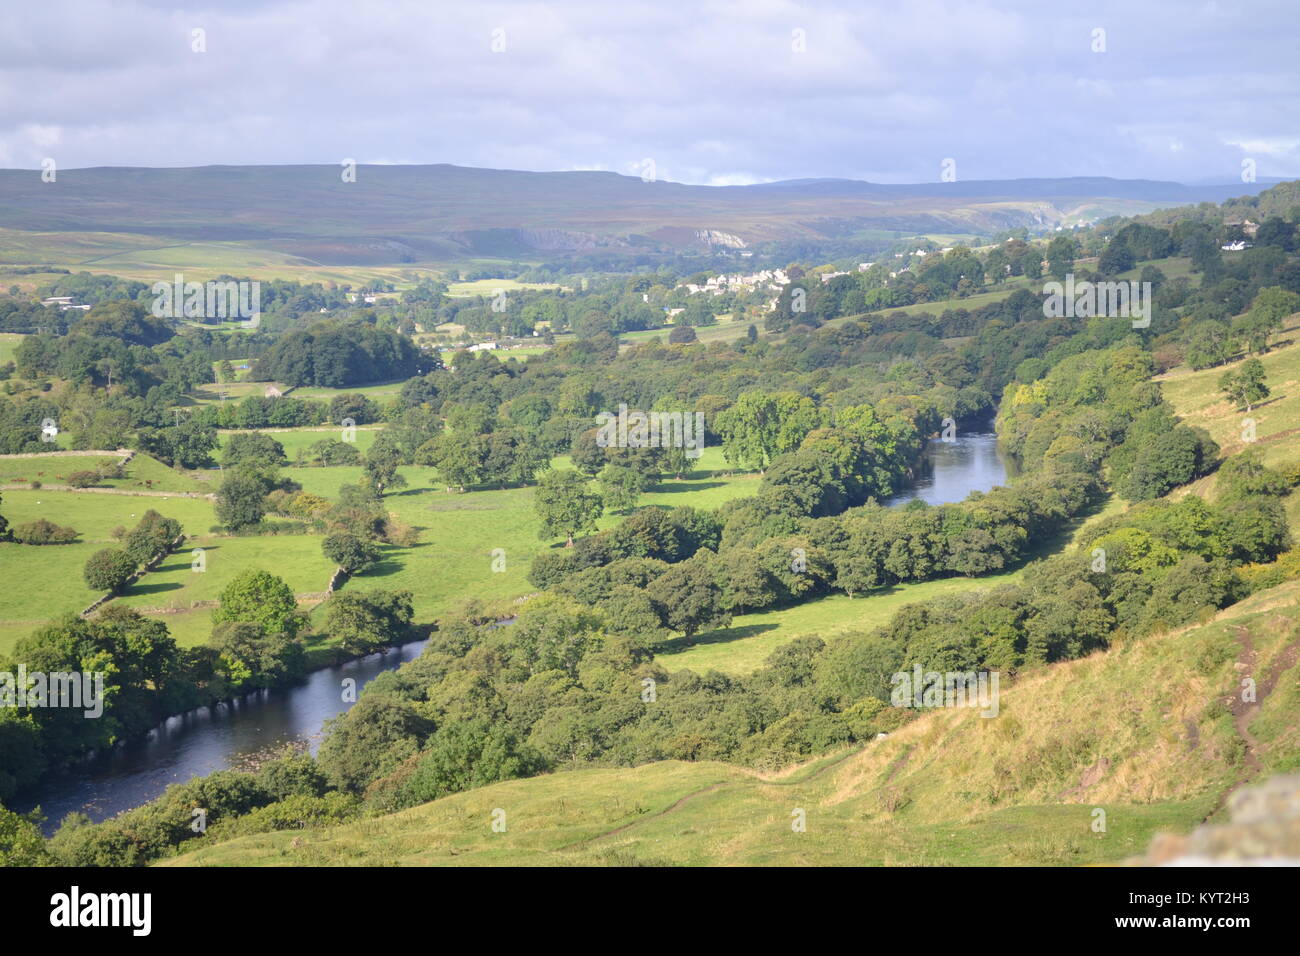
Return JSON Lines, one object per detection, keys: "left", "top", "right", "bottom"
{"left": 322, "top": 531, "right": 381, "bottom": 573}
{"left": 65, "top": 470, "right": 100, "bottom": 489}
{"left": 122, "top": 510, "right": 181, "bottom": 566}
{"left": 11, "top": 518, "right": 77, "bottom": 544}
{"left": 83, "top": 548, "right": 137, "bottom": 593}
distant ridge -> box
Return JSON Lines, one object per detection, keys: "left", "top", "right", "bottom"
{"left": 0, "top": 163, "right": 1280, "bottom": 263}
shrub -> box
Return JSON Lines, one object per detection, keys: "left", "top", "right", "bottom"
{"left": 11, "top": 518, "right": 77, "bottom": 544}
{"left": 65, "top": 470, "right": 100, "bottom": 489}
{"left": 83, "top": 548, "right": 137, "bottom": 593}
{"left": 322, "top": 531, "right": 381, "bottom": 573}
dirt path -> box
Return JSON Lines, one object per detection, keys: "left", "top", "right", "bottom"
{"left": 1206, "top": 623, "right": 1300, "bottom": 819}
{"left": 557, "top": 781, "right": 731, "bottom": 851}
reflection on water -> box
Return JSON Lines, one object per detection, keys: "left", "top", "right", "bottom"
{"left": 886, "top": 431, "right": 1011, "bottom": 508}
{"left": 21, "top": 639, "right": 428, "bottom": 833}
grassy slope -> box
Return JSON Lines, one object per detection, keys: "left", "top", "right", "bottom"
{"left": 1158, "top": 319, "right": 1300, "bottom": 474}
{"left": 164, "top": 578, "right": 1300, "bottom": 867}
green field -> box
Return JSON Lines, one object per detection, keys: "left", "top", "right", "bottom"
{"left": 0, "top": 453, "right": 211, "bottom": 495}
{"left": 657, "top": 574, "right": 1028, "bottom": 674}
{"left": 445, "top": 278, "right": 563, "bottom": 297}
{"left": 289, "top": 382, "right": 408, "bottom": 402}
{"left": 303, "top": 450, "right": 759, "bottom": 625}
{"left": 0, "top": 489, "right": 217, "bottom": 654}
{"left": 0, "top": 332, "right": 22, "bottom": 365}
{"left": 216, "top": 426, "right": 383, "bottom": 460}
{"left": 115, "top": 531, "right": 338, "bottom": 647}
{"left": 0, "top": 443, "right": 760, "bottom": 655}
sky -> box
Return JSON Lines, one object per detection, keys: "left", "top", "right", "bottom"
{"left": 0, "top": 0, "right": 1297, "bottom": 186}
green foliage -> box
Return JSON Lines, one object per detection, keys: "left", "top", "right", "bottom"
{"left": 534, "top": 469, "right": 603, "bottom": 545}
{"left": 82, "top": 547, "right": 136, "bottom": 592}
{"left": 322, "top": 530, "right": 382, "bottom": 573}
{"left": 1219, "top": 358, "right": 1270, "bottom": 412}
{"left": 0, "top": 802, "right": 49, "bottom": 866}
{"left": 383, "top": 720, "right": 544, "bottom": 810}
{"left": 221, "top": 431, "right": 288, "bottom": 469}
{"left": 323, "top": 589, "right": 414, "bottom": 655}
{"left": 215, "top": 468, "right": 269, "bottom": 529}
{"left": 11, "top": 518, "right": 77, "bottom": 544}
{"left": 317, "top": 695, "right": 434, "bottom": 793}
{"left": 211, "top": 568, "right": 303, "bottom": 638}
{"left": 211, "top": 621, "right": 306, "bottom": 691}
{"left": 597, "top": 463, "right": 646, "bottom": 514}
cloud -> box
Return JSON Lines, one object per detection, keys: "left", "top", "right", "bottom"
{"left": 0, "top": 0, "right": 1295, "bottom": 183}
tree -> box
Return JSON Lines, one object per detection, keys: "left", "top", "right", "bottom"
{"left": 65, "top": 470, "right": 100, "bottom": 489}
{"left": 645, "top": 552, "right": 730, "bottom": 641}
{"left": 212, "top": 568, "right": 303, "bottom": 638}
{"left": 1219, "top": 359, "right": 1270, "bottom": 412}
{"left": 323, "top": 589, "right": 415, "bottom": 655}
{"left": 0, "top": 493, "right": 9, "bottom": 542}
{"left": 222, "top": 431, "right": 287, "bottom": 469}
{"left": 0, "top": 804, "right": 49, "bottom": 866}
{"left": 83, "top": 548, "right": 136, "bottom": 592}
{"left": 597, "top": 463, "right": 645, "bottom": 514}
{"left": 1242, "top": 287, "right": 1300, "bottom": 353}
{"left": 308, "top": 439, "right": 361, "bottom": 466}
{"left": 210, "top": 621, "right": 305, "bottom": 691}
{"left": 322, "top": 530, "right": 382, "bottom": 573}
{"left": 1046, "top": 235, "right": 1078, "bottom": 278}
{"left": 568, "top": 428, "right": 607, "bottom": 477}
{"left": 418, "top": 431, "right": 481, "bottom": 490}
{"left": 363, "top": 430, "right": 408, "bottom": 497}
{"left": 215, "top": 469, "right": 267, "bottom": 529}
{"left": 533, "top": 470, "right": 603, "bottom": 546}
{"left": 1185, "top": 320, "right": 1233, "bottom": 369}
{"left": 138, "top": 420, "right": 218, "bottom": 469}
{"left": 317, "top": 696, "right": 433, "bottom": 793}
{"left": 393, "top": 720, "right": 542, "bottom": 807}
{"left": 668, "top": 324, "right": 697, "bottom": 344}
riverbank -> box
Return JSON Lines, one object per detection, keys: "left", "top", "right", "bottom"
{"left": 16, "top": 635, "right": 432, "bottom": 834}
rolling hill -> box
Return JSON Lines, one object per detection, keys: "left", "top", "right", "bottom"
{"left": 0, "top": 165, "right": 1276, "bottom": 267}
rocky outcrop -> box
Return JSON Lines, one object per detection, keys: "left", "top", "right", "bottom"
{"left": 1134, "top": 773, "right": 1300, "bottom": 865}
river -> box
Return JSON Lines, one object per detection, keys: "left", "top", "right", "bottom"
{"left": 20, "top": 430, "right": 1007, "bottom": 833}
{"left": 20, "top": 639, "right": 429, "bottom": 833}
{"left": 885, "top": 429, "right": 1012, "bottom": 508}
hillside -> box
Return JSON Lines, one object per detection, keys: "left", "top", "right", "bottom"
{"left": 164, "top": 578, "right": 1300, "bottom": 866}
{"left": 0, "top": 165, "right": 1273, "bottom": 267}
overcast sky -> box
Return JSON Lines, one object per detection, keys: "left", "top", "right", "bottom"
{"left": 1, "top": 0, "right": 1297, "bottom": 185}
